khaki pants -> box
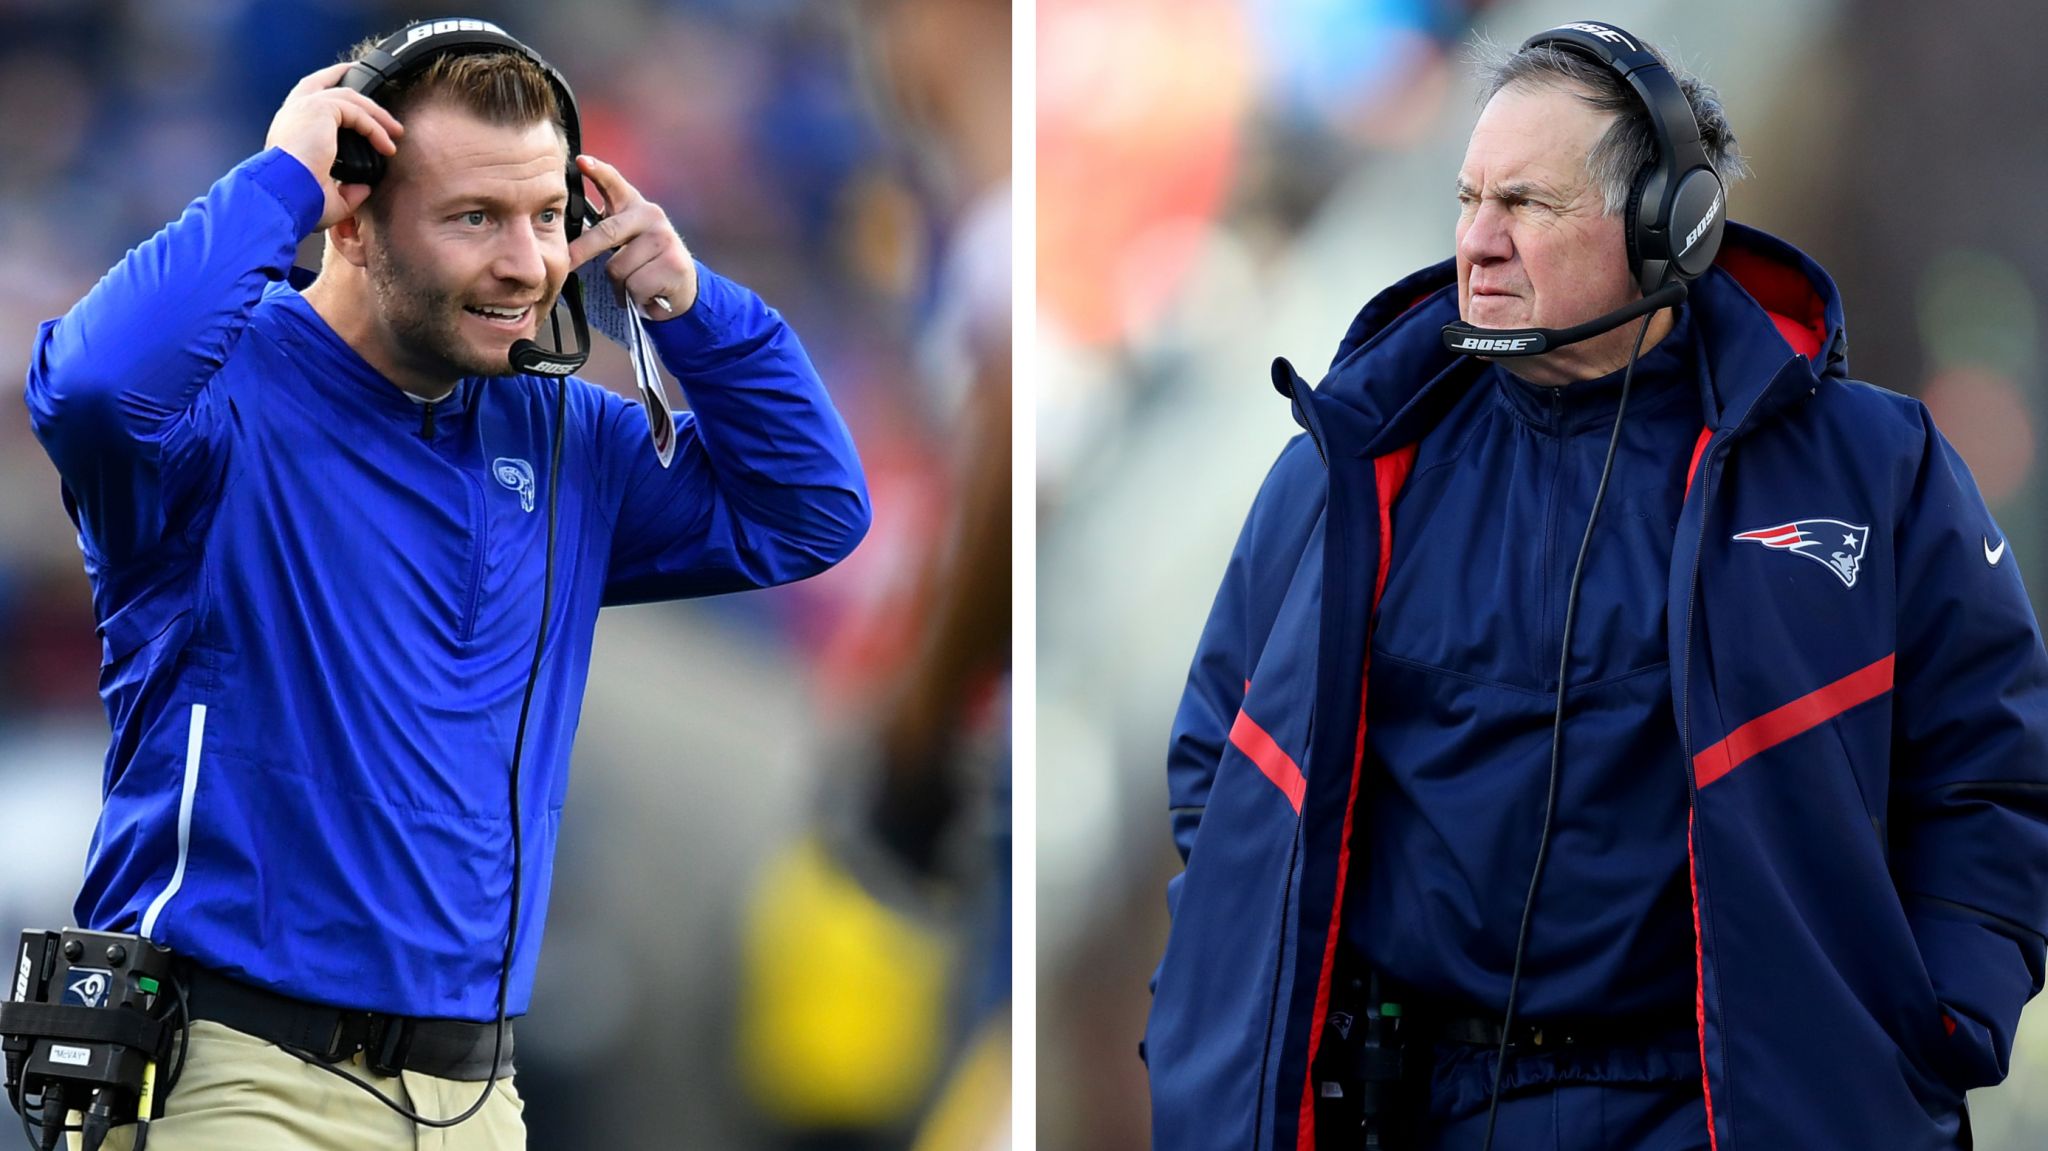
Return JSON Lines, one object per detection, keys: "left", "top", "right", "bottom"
{"left": 68, "top": 1020, "right": 525, "bottom": 1151}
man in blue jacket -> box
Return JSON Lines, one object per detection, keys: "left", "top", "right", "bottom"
{"left": 1148, "top": 22, "right": 2048, "bottom": 1151}
{"left": 21, "top": 20, "right": 867, "bottom": 1151}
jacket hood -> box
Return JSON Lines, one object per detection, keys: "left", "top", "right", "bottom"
{"left": 1280, "top": 222, "right": 1850, "bottom": 457}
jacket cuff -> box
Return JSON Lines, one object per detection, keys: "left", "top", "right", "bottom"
{"left": 1913, "top": 908, "right": 2040, "bottom": 1091}
{"left": 646, "top": 259, "right": 751, "bottom": 361}
{"left": 244, "top": 148, "right": 329, "bottom": 239}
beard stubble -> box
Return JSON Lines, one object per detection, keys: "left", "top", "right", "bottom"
{"left": 367, "top": 233, "right": 528, "bottom": 381}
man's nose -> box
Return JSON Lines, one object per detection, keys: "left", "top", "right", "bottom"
{"left": 492, "top": 220, "right": 548, "bottom": 288}
{"left": 1458, "top": 202, "right": 1513, "bottom": 266}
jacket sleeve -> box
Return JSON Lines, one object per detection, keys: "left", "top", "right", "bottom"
{"left": 1166, "top": 539, "right": 1251, "bottom": 870}
{"left": 1164, "top": 435, "right": 1325, "bottom": 897}
{"left": 1890, "top": 403, "right": 2048, "bottom": 1091}
{"left": 23, "top": 148, "right": 323, "bottom": 565}
{"left": 595, "top": 261, "right": 870, "bottom": 604}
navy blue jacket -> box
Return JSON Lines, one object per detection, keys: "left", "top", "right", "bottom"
{"left": 1352, "top": 305, "right": 1706, "bottom": 1021}
{"left": 1146, "top": 224, "right": 2048, "bottom": 1150}
{"left": 24, "top": 148, "right": 870, "bottom": 1019}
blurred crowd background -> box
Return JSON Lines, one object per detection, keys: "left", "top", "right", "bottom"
{"left": 1038, "top": 0, "right": 2048, "bottom": 1147}
{"left": 0, "top": 1, "right": 1008, "bottom": 1149}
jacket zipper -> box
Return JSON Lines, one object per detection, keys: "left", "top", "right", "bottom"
{"left": 1275, "top": 441, "right": 1397, "bottom": 1150}
{"left": 1680, "top": 433, "right": 1719, "bottom": 1150}
{"left": 1680, "top": 384, "right": 1779, "bottom": 1151}
{"left": 1682, "top": 395, "right": 1773, "bottom": 821}
{"left": 1255, "top": 813, "right": 1305, "bottom": 1150}
{"left": 1546, "top": 387, "right": 1568, "bottom": 678}
{"left": 1680, "top": 468, "right": 1710, "bottom": 808}
{"left": 416, "top": 396, "right": 481, "bottom": 639}
{"left": 1259, "top": 434, "right": 1350, "bottom": 1149}
{"left": 459, "top": 472, "right": 488, "bottom": 642}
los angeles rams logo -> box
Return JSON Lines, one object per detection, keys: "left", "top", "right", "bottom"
{"left": 61, "top": 968, "right": 111, "bottom": 1008}
{"left": 1733, "top": 518, "right": 1869, "bottom": 588}
{"left": 492, "top": 457, "right": 537, "bottom": 514}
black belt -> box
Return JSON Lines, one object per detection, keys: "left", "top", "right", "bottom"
{"left": 178, "top": 964, "right": 516, "bottom": 1081}
{"left": 1431, "top": 1006, "right": 1696, "bottom": 1051}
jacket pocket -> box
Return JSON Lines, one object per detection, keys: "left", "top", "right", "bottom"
{"left": 99, "top": 599, "right": 196, "bottom": 742}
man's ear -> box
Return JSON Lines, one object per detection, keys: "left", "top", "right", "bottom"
{"left": 328, "top": 209, "right": 372, "bottom": 269}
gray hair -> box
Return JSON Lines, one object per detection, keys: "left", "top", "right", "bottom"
{"left": 1470, "top": 33, "right": 1747, "bottom": 216}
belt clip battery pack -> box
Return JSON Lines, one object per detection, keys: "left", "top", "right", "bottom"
{"left": 3, "top": 929, "right": 179, "bottom": 1151}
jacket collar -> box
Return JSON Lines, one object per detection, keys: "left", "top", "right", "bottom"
{"left": 1296, "top": 222, "right": 1848, "bottom": 458}
{"left": 1489, "top": 300, "right": 1697, "bottom": 435}
{"left": 266, "top": 270, "right": 477, "bottom": 425}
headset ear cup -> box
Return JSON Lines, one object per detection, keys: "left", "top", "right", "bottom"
{"left": 330, "top": 129, "right": 385, "bottom": 186}
{"left": 566, "top": 168, "right": 589, "bottom": 242}
{"left": 1623, "top": 162, "right": 1653, "bottom": 291}
{"left": 1667, "top": 168, "right": 1726, "bottom": 280}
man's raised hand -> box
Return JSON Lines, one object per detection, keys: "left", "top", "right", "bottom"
{"left": 265, "top": 62, "right": 406, "bottom": 231}
{"left": 567, "top": 154, "right": 699, "bottom": 318}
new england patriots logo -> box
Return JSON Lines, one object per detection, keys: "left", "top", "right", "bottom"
{"left": 1732, "top": 518, "right": 1869, "bottom": 588}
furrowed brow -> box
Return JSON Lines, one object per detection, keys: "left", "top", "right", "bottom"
{"left": 1455, "top": 176, "right": 1569, "bottom": 205}
{"left": 1493, "top": 179, "right": 1562, "bottom": 203}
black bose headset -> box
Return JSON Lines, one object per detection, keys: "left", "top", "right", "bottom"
{"left": 1468, "top": 21, "right": 1722, "bottom": 1151}
{"left": 1440, "top": 19, "right": 1726, "bottom": 358}
{"left": 1537, "top": 20, "right": 1725, "bottom": 291}
{"left": 330, "top": 16, "right": 593, "bottom": 377}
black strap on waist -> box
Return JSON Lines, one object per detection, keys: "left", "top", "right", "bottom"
{"left": 1431, "top": 1006, "right": 1696, "bottom": 1051}
{"left": 178, "top": 965, "right": 515, "bottom": 1082}
{"left": 0, "top": 1001, "right": 174, "bottom": 1059}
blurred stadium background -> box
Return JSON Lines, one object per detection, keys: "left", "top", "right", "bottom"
{"left": 0, "top": 1, "right": 1008, "bottom": 1149}
{"left": 1037, "top": 0, "right": 2048, "bottom": 1147}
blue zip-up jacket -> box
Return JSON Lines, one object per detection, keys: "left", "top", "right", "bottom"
{"left": 24, "top": 148, "right": 870, "bottom": 1021}
{"left": 1146, "top": 224, "right": 2048, "bottom": 1150}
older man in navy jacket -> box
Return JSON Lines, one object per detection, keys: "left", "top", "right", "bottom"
{"left": 1148, "top": 22, "right": 2048, "bottom": 1151}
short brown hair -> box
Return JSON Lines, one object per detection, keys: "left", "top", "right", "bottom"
{"left": 345, "top": 39, "right": 565, "bottom": 144}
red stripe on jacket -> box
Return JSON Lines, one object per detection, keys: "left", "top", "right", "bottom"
{"left": 1683, "top": 422, "right": 1718, "bottom": 1147}
{"left": 1230, "top": 707, "right": 1306, "bottom": 813}
{"left": 1689, "top": 811, "right": 1720, "bottom": 1151}
{"left": 1693, "top": 653, "right": 1896, "bottom": 787}
{"left": 1297, "top": 445, "right": 1417, "bottom": 1149}
{"left": 1685, "top": 427, "right": 1712, "bottom": 498}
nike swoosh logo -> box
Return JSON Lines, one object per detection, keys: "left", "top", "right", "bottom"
{"left": 1987, "top": 537, "right": 2008, "bottom": 566}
